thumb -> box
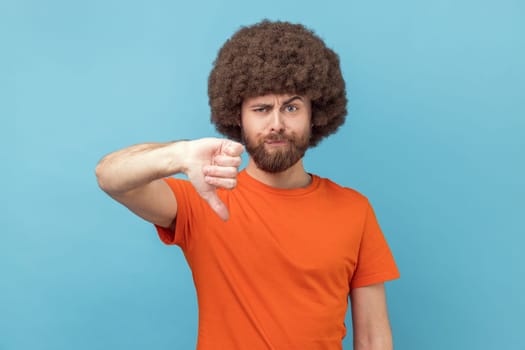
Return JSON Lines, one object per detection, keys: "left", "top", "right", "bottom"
{"left": 201, "top": 190, "right": 230, "bottom": 221}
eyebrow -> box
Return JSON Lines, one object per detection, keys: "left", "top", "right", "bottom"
{"left": 248, "top": 96, "right": 303, "bottom": 108}
{"left": 282, "top": 96, "right": 303, "bottom": 105}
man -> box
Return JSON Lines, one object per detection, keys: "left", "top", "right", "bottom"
{"left": 96, "top": 20, "right": 400, "bottom": 350}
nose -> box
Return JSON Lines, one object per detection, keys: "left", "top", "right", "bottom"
{"left": 269, "top": 109, "right": 285, "bottom": 133}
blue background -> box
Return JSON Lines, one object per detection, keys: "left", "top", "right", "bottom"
{"left": 2, "top": 0, "right": 524, "bottom": 349}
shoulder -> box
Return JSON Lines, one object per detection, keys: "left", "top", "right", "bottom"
{"left": 311, "top": 175, "right": 373, "bottom": 219}
{"left": 315, "top": 175, "right": 369, "bottom": 204}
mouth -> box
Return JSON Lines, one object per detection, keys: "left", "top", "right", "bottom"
{"left": 264, "top": 139, "right": 289, "bottom": 146}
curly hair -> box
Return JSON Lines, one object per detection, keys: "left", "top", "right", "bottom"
{"left": 208, "top": 20, "right": 347, "bottom": 147}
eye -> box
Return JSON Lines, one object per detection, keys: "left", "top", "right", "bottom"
{"left": 253, "top": 107, "right": 267, "bottom": 113}
{"left": 284, "top": 105, "right": 298, "bottom": 112}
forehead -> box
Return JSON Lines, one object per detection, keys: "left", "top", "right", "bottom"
{"left": 243, "top": 94, "right": 309, "bottom": 106}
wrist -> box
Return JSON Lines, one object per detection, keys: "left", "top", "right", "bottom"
{"left": 165, "top": 140, "right": 190, "bottom": 175}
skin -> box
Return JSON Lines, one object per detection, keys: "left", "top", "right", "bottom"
{"left": 351, "top": 283, "right": 394, "bottom": 350}
{"left": 241, "top": 94, "right": 312, "bottom": 188}
{"left": 95, "top": 93, "right": 393, "bottom": 349}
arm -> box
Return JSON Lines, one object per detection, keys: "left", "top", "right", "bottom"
{"left": 95, "top": 138, "right": 244, "bottom": 226}
{"left": 350, "top": 283, "right": 394, "bottom": 350}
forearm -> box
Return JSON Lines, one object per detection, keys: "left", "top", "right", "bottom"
{"left": 95, "top": 141, "right": 188, "bottom": 194}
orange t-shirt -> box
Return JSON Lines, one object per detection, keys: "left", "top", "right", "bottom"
{"left": 156, "top": 170, "right": 399, "bottom": 350}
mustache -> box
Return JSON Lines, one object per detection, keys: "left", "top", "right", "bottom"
{"left": 264, "top": 133, "right": 292, "bottom": 142}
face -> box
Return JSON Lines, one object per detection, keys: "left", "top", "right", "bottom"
{"left": 241, "top": 94, "right": 312, "bottom": 173}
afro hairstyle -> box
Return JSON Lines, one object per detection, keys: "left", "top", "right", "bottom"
{"left": 208, "top": 20, "right": 347, "bottom": 147}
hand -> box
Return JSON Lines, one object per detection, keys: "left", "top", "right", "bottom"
{"left": 184, "top": 138, "right": 244, "bottom": 221}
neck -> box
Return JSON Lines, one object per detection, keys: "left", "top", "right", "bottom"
{"left": 245, "top": 158, "right": 311, "bottom": 189}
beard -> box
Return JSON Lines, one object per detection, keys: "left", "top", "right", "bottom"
{"left": 242, "top": 129, "right": 310, "bottom": 173}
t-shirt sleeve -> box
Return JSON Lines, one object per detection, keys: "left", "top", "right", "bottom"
{"left": 350, "top": 201, "right": 400, "bottom": 289}
{"left": 154, "top": 177, "right": 200, "bottom": 251}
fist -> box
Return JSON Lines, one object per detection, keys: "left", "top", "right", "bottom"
{"left": 184, "top": 138, "right": 244, "bottom": 221}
